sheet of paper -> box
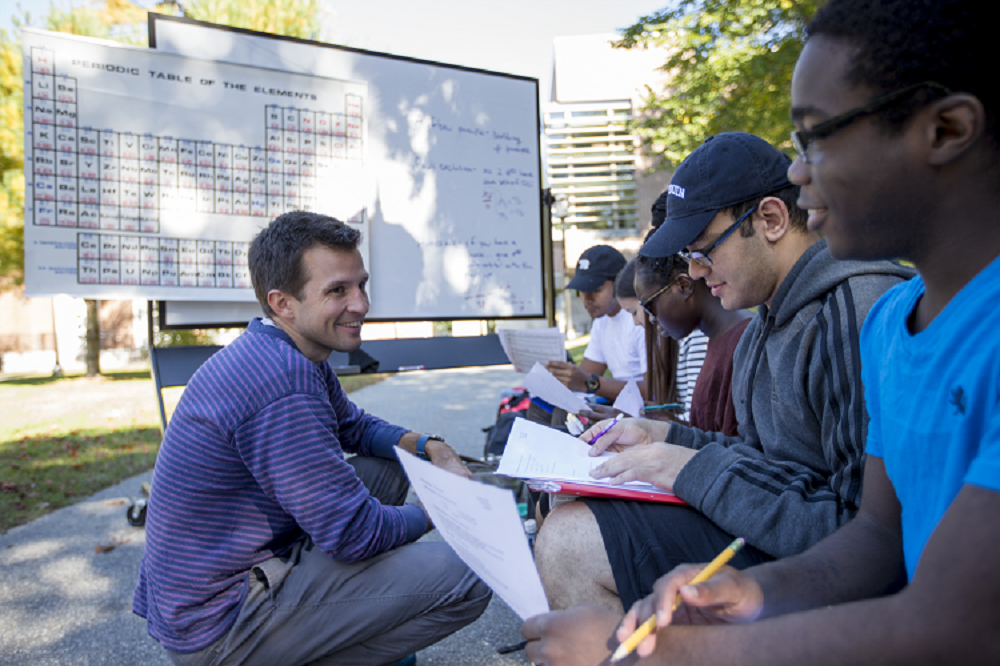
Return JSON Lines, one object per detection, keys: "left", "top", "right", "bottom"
{"left": 613, "top": 379, "right": 644, "bottom": 418}
{"left": 522, "top": 362, "right": 589, "bottom": 414}
{"left": 395, "top": 448, "right": 550, "bottom": 621}
{"left": 497, "top": 327, "right": 566, "bottom": 373}
{"left": 496, "top": 418, "right": 666, "bottom": 493}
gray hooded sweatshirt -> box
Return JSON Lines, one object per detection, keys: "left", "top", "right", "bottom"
{"left": 671, "top": 239, "right": 915, "bottom": 558}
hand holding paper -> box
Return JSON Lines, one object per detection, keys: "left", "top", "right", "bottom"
{"left": 395, "top": 448, "right": 550, "bottom": 621}
{"left": 497, "top": 327, "right": 566, "bottom": 373}
{"left": 590, "top": 441, "right": 698, "bottom": 492}
{"left": 522, "top": 362, "right": 589, "bottom": 414}
{"left": 496, "top": 419, "right": 679, "bottom": 497}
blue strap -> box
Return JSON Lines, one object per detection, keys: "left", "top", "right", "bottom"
{"left": 416, "top": 434, "right": 431, "bottom": 459}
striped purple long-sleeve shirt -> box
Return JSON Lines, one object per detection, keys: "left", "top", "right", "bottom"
{"left": 133, "top": 319, "right": 425, "bottom": 653}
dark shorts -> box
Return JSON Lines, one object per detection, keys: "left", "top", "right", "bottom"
{"left": 584, "top": 498, "right": 774, "bottom": 611}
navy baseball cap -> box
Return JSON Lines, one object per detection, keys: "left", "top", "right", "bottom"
{"left": 640, "top": 133, "right": 793, "bottom": 258}
{"left": 566, "top": 245, "right": 627, "bottom": 292}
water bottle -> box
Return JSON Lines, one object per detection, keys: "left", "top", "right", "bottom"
{"left": 523, "top": 518, "right": 538, "bottom": 554}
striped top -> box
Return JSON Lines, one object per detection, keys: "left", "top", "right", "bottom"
{"left": 676, "top": 329, "right": 709, "bottom": 421}
{"left": 133, "top": 319, "right": 425, "bottom": 653}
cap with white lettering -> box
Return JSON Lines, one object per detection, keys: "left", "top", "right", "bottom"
{"left": 640, "top": 133, "right": 793, "bottom": 258}
{"left": 566, "top": 245, "right": 627, "bottom": 292}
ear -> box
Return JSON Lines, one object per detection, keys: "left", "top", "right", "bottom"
{"left": 675, "top": 274, "right": 695, "bottom": 300}
{"left": 756, "top": 196, "right": 791, "bottom": 243}
{"left": 924, "top": 93, "right": 986, "bottom": 167}
{"left": 266, "top": 289, "right": 296, "bottom": 322}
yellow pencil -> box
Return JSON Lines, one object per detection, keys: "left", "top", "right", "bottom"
{"left": 611, "top": 537, "right": 745, "bottom": 663}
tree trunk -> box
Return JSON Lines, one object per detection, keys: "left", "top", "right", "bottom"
{"left": 85, "top": 299, "right": 100, "bottom": 377}
{"left": 50, "top": 297, "right": 63, "bottom": 377}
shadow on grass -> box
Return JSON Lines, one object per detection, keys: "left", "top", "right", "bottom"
{"left": 0, "top": 426, "right": 161, "bottom": 534}
{"left": 338, "top": 372, "right": 389, "bottom": 394}
{"left": 3, "top": 370, "right": 382, "bottom": 393}
{"left": 0, "top": 370, "right": 152, "bottom": 387}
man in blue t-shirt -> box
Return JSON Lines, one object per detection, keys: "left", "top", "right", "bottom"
{"left": 521, "top": 1, "right": 1000, "bottom": 664}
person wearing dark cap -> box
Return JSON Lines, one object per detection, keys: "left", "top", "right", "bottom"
{"left": 530, "top": 131, "right": 913, "bottom": 616}
{"left": 545, "top": 244, "right": 647, "bottom": 402}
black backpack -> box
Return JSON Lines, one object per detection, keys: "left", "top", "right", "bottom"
{"left": 482, "top": 411, "right": 523, "bottom": 459}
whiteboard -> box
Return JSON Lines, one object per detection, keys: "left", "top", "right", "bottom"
{"left": 22, "top": 28, "right": 372, "bottom": 302}
{"left": 150, "top": 15, "right": 544, "bottom": 321}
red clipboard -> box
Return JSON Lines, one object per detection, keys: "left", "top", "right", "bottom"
{"left": 527, "top": 480, "right": 689, "bottom": 505}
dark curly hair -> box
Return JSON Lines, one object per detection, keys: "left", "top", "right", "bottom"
{"left": 248, "top": 211, "right": 361, "bottom": 317}
{"left": 635, "top": 253, "right": 687, "bottom": 292}
{"left": 807, "top": 0, "right": 996, "bottom": 144}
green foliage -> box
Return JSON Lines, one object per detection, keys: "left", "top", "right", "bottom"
{"left": 184, "top": 0, "right": 323, "bottom": 40}
{"left": 153, "top": 328, "right": 216, "bottom": 346}
{"left": 618, "top": 0, "right": 822, "bottom": 169}
{"left": 44, "top": 0, "right": 154, "bottom": 45}
{"left": 0, "top": 29, "right": 24, "bottom": 287}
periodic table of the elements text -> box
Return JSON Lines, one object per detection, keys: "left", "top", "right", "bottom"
{"left": 23, "top": 30, "right": 371, "bottom": 298}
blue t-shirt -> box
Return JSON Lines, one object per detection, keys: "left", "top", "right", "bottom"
{"left": 861, "top": 254, "right": 1000, "bottom": 581}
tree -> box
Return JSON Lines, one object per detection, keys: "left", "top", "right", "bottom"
{"left": 618, "top": 0, "right": 822, "bottom": 169}
{"left": 0, "top": 29, "right": 24, "bottom": 288}
{"left": 184, "top": 0, "right": 323, "bottom": 40}
{"left": 45, "top": 0, "right": 151, "bottom": 45}
{"left": 2, "top": 0, "right": 323, "bottom": 374}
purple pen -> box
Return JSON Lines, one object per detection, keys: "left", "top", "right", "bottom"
{"left": 587, "top": 414, "right": 622, "bottom": 446}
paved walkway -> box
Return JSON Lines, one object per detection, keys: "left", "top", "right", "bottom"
{"left": 0, "top": 365, "right": 533, "bottom": 665}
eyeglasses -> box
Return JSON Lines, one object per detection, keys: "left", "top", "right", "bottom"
{"left": 639, "top": 275, "right": 682, "bottom": 319}
{"left": 680, "top": 204, "right": 758, "bottom": 268}
{"left": 791, "top": 81, "right": 952, "bottom": 164}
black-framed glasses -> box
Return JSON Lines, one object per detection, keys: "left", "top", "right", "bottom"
{"left": 639, "top": 275, "right": 682, "bottom": 319}
{"left": 791, "top": 81, "right": 952, "bottom": 164}
{"left": 680, "top": 204, "right": 758, "bottom": 268}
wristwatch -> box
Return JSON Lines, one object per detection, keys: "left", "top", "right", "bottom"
{"left": 585, "top": 373, "right": 601, "bottom": 394}
{"left": 416, "top": 433, "right": 445, "bottom": 459}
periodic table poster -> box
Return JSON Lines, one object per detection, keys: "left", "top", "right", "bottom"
{"left": 21, "top": 29, "right": 372, "bottom": 301}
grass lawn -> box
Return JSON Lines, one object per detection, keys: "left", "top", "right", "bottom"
{"left": 566, "top": 334, "right": 589, "bottom": 366}
{"left": 0, "top": 367, "right": 386, "bottom": 534}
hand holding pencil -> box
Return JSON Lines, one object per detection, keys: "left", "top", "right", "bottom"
{"left": 580, "top": 416, "right": 672, "bottom": 456}
{"left": 613, "top": 537, "right": 765, "bottom": 661}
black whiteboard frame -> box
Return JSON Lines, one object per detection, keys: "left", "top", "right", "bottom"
{"left": 148, "top": 13, "right": 553, "bottom": 328}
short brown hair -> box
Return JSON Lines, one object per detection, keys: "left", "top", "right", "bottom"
{"left": 248, "top": 211, "right": 361, "bottom": 317}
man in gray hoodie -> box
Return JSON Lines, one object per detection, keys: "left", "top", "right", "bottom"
{"left": 534, "top": 132, "right": 914, "bottom": 613}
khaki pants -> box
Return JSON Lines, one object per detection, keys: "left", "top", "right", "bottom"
{"left": 166, "top": 458, "right": 491, "bottom": 666}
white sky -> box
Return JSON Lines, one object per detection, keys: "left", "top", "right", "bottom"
{"left": 4, "top": 0, "right": 672, "bottom": 97}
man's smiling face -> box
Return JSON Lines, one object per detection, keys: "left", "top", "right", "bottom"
{"left": 283, "top": 245, "right": 369, "bottom": 362}
{"left": 787, "top": 36, "right": 927, "bottom": 261}
{"left": 683, "top": 207, "right": 777, "bottom": 311}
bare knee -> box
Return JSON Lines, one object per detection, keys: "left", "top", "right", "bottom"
{"left": 535, "top": 501, "right": 598, "bottom": 569}
{"left": 534, "top": 501, "right": 618, "bottom": 611}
